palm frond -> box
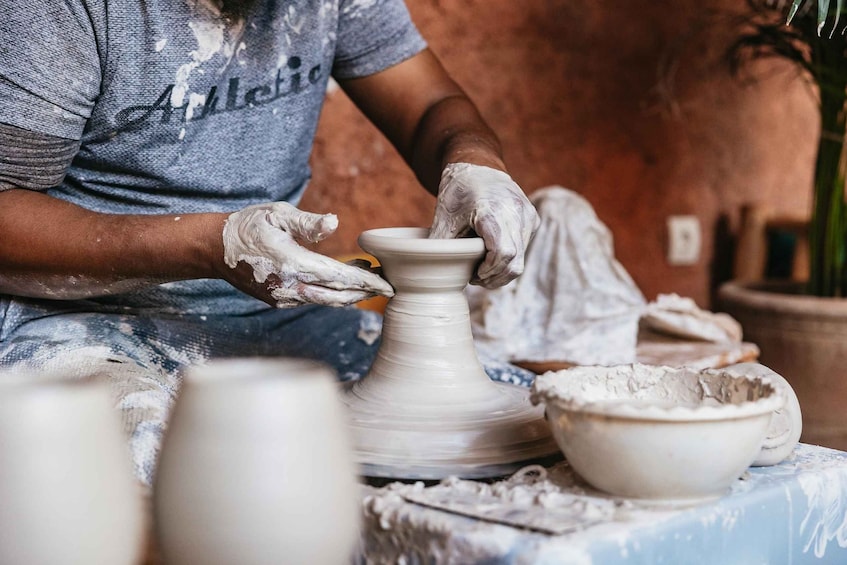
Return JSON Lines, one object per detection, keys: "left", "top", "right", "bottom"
{"left": 735, "top": 1, "right": 847, "bottom": 295}
{"left": 788, "top": 0, "right": 847, "bottom": 35}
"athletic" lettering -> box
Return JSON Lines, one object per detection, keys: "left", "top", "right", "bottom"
{"left": 114, "top": 56, "right": 322, "bottom": 130}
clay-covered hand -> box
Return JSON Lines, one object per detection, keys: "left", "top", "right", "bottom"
{"left": 430, "top": 163, "right": 540, "bottom": 288}
{"left": 221, "top": 202, "right": 394, "bottom": 308}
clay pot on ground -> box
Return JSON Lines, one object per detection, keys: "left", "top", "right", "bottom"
{"left": 718, "top": 280, "right": 847, "bottom": 451}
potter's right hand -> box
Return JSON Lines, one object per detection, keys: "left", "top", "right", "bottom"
{"left": 220, "top": 202, "right": 394, "bottom": 308}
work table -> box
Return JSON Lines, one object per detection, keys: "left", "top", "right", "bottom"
{"left": 358, "top": 443, "right": 847, "bottom": 564}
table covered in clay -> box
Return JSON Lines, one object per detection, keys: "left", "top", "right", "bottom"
{"left": 358, "top": 444, "right": 847, "bottom": 564}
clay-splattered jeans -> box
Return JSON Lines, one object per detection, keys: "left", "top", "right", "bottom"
{"left": 0, "top": 296, "right": 534, "bottom": 488}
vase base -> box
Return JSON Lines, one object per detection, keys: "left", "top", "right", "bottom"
{"left": 343, "top": 381, "right": 560, "bottom": 480}
{"left": 361, "top": 452, "right": 565, "bottom": 481}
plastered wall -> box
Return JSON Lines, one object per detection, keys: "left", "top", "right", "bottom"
{"left": 300, "top": 0, "right": 816, "bottom": 306}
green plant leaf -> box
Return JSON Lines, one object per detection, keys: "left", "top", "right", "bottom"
{"left": 740, "top": 0, "right": 847, "bottom": 295}
{"left": 789, "top": 0, "right": 844, "bottom": 35}
{"left": 819, "top": 0, "right": 831, "bottom": 34}
{"left": 788, "top": 0, "right": 805, "bottom": 24}
{"left": 832, "top": 0, "right": 843, "bottom": 37}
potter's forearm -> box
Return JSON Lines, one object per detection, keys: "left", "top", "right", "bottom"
{"left": 409, "top": 94, "right": 507, "bottom": 194}
{"left": 337, "top": 49, "right": 535, "bottom": 289}
{"left": 0, "top": 189, "right": 225, "bottom": 299}
{"left": 338, "top": 49, "right": 508, "bottom": 193}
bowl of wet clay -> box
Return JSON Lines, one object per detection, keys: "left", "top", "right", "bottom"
{"left": 530, "top": 364, "right": 785, "bottom": 504}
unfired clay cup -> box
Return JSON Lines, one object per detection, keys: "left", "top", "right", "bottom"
{"left": 0, "top": 374, "right": 145, "bottom": 565}
{"left": 154, "top": 358, "right": 360, "bottom": 565}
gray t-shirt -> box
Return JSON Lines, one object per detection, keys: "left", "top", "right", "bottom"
{"left": 0, "top": 0, "right": 426, "bottom": 314}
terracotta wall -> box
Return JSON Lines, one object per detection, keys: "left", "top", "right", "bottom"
{"left": 300, "top": 0, "right": 817, "bottom": 307}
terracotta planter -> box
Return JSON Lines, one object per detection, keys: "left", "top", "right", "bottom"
{"left": 718, "top": 280, "right": 847, "bottom": 450}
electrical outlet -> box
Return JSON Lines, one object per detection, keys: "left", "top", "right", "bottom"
{"left": 667, "top": 215, "right": 701, "bottom": 265}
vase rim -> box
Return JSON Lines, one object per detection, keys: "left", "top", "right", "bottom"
{"left": 358, "top": 227, "right": 485, "bottom": 256}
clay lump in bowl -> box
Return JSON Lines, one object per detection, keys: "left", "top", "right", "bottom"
{"left": 531, "top": 363, "right": 785, "bottom": 503}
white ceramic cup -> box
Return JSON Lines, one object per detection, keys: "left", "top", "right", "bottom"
{"left": 0, "top": 375, "right": 145, "bottom": 565}
{"left": 154, "top": 358, "right": 360, "bottom": 565}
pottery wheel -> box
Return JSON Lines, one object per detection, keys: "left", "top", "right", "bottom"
{"left": 344, "top": 379, "right": 557, "bottom": 479}
{"left": 342, "top": 227, "right": 559, "bottom": 480}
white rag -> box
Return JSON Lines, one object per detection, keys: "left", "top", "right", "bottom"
{"left": 467, "top": 186, "right": 646, "bottom": 365}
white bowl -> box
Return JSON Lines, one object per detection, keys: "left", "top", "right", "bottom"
{"left": 531, "top": 364, "right": 785, "bottom": 503}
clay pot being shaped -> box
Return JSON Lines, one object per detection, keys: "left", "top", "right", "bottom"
{"left": 344, "top": 227, "right": 558, "bottom": 479}
{"left": 0, "top": 375, "right": 144, "bottom": 565}
{"left": 154, "top": 359, "right": 360, "bottom": 565}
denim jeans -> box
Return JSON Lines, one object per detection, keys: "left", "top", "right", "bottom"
{"left": 0, "top": 296, "right": 535, "bottom": 486}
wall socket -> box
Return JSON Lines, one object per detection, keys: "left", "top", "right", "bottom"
{"left": 667, "top": 215, "right": 701, "bottom": 265}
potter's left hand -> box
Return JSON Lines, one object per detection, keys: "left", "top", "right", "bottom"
{"left": 430, "top": 163, "right": 540, "bottom": 288}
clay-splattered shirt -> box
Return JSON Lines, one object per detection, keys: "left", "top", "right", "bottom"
{"left": 0, "top": 0, "right": 426, "bottom": 314}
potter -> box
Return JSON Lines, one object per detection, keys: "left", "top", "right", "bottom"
{"left": 0, "top": 0, "right": 539, "bottom": 488}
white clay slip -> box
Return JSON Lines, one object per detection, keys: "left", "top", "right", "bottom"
{"left": 531, "top": 364, "right": 786, "bottom": 502}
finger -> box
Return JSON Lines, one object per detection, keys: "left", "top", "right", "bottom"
{"left": 266, "top": 286, "right": 306, "bottom": 308}
{"left": 295, "top": 250, "right": 395, "bottom": 296}
{"left": 266, "top": 202, "right": 339, "bottom": 244}
{"left": 269, "top": 283, "right": 375, "bottom": 308}
{"left": 477, "top": 254, "right": 525, "bottom": 289}
{"left": 428, "top": 218, "right": 458, "bottom": 239}
{"left": 528, "top": 204, "right": 542, "bottom": 237}
{"left": 301, "top": 286, "right": 378, "bottom": 307}
{"left": 476, "top": 249, "right": 524, "bottom": 288}
{"left": 429, "top": 206, "right": 468, "bottom": 240}
{"left": 473, "top": 213, "right": 525, "bottom": 288}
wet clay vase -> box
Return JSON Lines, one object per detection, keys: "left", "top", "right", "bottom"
{"left": 719, "top": 280, "right": 847, "bottom": 451}
{"left": 154, "top": 359, "right": 360, "bottom": 565}
{"left": 0, "top": 376, "right": 144, "bottom": 565}
{"left": 344, "top": 227, "right": 558, "bottom": 479}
